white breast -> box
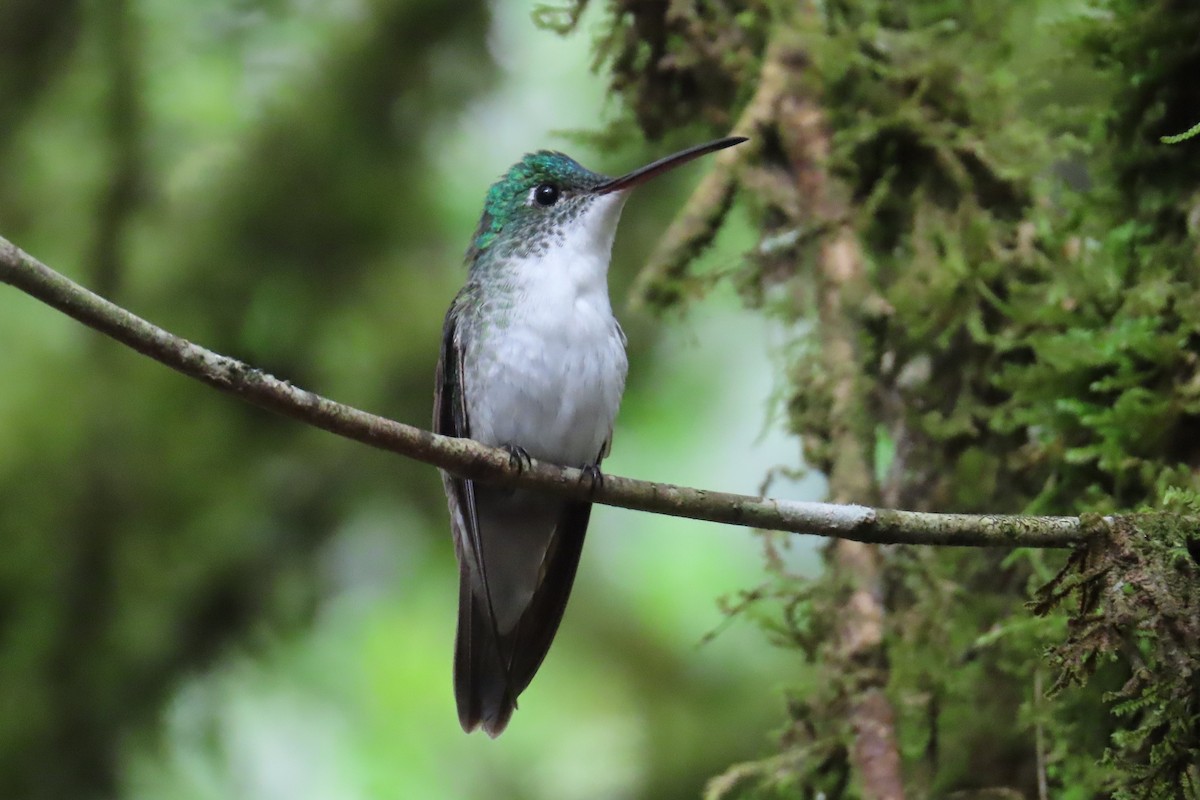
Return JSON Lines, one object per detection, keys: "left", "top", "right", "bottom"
{"left": 465, "top": 194, "right": 630, "bottom": 467}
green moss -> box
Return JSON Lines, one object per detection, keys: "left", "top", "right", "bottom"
{"left": 1033, "top": 514, "right": 1200, "bottom": 798}
{"left": 569, "top": 0, "right": 1200, "bottom": 795}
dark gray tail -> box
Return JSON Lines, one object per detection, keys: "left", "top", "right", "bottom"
{"left": 453, "top": 492, "right": 592, "bottom": 736}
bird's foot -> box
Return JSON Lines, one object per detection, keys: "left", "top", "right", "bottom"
{"left": 579, "top": 463, "right": 604, "bottom": 497}
{"left": 501, "top": 444, "right": 533, "bottom": 474}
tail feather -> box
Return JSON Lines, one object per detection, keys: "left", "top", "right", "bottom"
{"left": 506, "top": 502, "right": 590, "bottom": 696}
{"left": 455, "top": 568, "right": 517, "bottom": 736}
{"left": 453, "top": 490, "right": 591, "bottom": 735}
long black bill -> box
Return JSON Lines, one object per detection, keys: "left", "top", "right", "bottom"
{"left": 592, "top": 135, "right": 748, "bottom": 195}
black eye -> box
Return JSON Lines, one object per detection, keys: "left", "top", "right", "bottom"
{"left": 533, "top": 183, "right": 560, "bottom": 207}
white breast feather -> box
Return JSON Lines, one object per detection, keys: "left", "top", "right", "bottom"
{"left": 467, "top": 194, "right": 630, "bottom": 467}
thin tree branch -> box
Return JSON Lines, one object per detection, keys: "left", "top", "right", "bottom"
{"left": 0, "top": 233, "right": 1114, "bottom": 548}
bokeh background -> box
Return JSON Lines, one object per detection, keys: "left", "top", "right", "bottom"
{"left": 0, "top": 1, "right": 823, "bottom": 797}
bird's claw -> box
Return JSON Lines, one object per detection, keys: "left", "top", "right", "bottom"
{"left": 579, "top": 463, "right": 604, "bottom": 496}
{"left": 502, "top": 444, "right": 533, "bottom": 474}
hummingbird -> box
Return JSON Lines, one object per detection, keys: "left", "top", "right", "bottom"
{"left": 434, "top": 135, "right": 748, "bottom": 736}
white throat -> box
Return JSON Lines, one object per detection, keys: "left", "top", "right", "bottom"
{"left": 522, "top": 192, "right": 628, "bottom": 301}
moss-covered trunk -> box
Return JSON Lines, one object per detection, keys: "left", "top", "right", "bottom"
{"left": 565, "top": 0, "right": 1200, "bottom": 795}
